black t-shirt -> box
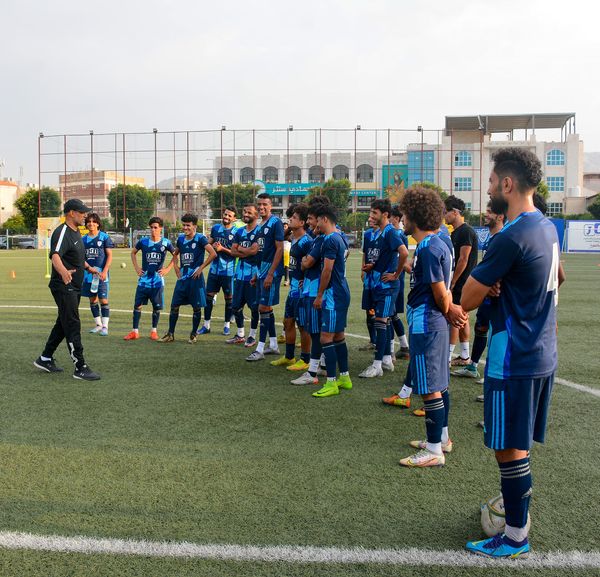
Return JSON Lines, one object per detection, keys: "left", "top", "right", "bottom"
{"left": 49, "top": 223, "right": 86, "bottom": 290}
{"left": 450, "top": 222, "right": 478, "bottom": 286}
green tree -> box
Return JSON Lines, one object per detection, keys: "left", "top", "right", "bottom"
{"left": 14, "top": 187, "right": 61, "bottom": 231}
{"left": 206, "top": 184, "right": 260, "bottom": 219}
{"left": 536, "top": 180, "right": 550, "bottom": 201}
{"left": 588, "top": 196, "right": 600, "bottom": 220}
{"left": 108, "top": 184, "right": 159, "bottom": 230}
{"left": 306, "top": 178, "right": 352, "bottom": 222}
{"left": 344, "top": 211, "right": 370, "bottom": 232}
{"left": 1, "top": 214, "right": 28, "bottom": 233}
{"left": 411, "top": 181, "right": 448, "bottom": 200}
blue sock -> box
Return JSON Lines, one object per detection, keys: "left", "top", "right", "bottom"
{"left": 334, "top": 339, "right": 348, "bottom": 373}
{"left": 322, "top": 343, "right": 337, "bottom": 379}
{"left": 385, "top": 321, "right": 393, "bottom": 355}
{"left": 367, "top": 313, "right": 376, "bottom": 344}
{"left": 235, "top": 309, "right": 244, "bottom": 328}
{"left": 404, "top": 365, "right": 412, "bottom": 387}
{"left": 374, "top": 320, "right": 387, "bottom": 361}
{"left": 151, "top": 309, "right": 160, "bottom": 329}
{"left": 259, "top": 312, "right": 270, "bottom": 344}
{"left": 309, "top": 334, "right": 322, "bottom": 376}
{"left": 100, "top": 305, "right": 109, "bottom": 319}
{"left": 301, "top": 351, "right": 310, "bottom": 364}
{"left": 168, "top": 309, "right": 179, "bottom": 334}
{"left": 499, "top": 458, "right": 532, "bottom": 529}
{"left": 424, "top": 397, "right": 445, "bottom": 444}
{"left": 392, "top": 314, "right": 405, "bottom": 337}
{"left": 225, "top": 299, "right": 233, "bottom": 323}
{"left": 250, "top": 307, "right": 259, "bottom": 330}
{"left": 268, "top": 312, "right": 276, "bottom": 337}
{"left": 192, "top": 308, "right": 202, "bottom": 334}
{"left": 90, "top": 303, "right": 100, "bottom": 319}
{"left": 472, "top": 329, "right": 488, "bottom": 365}
{"left": 204, "top": 298, "right": 214, "bottom": 321}
{"left": 133, "top": 309, "right": 142, "bottom": 330}
{"left": 442, "top": 388, "right": 450, "bottom": 429}
{"left": 285, "top": 342, "right": 295, "bottom": 360}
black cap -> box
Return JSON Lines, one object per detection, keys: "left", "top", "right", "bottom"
{"left": 63, "top": 198, "right": 92, "bottom": 213}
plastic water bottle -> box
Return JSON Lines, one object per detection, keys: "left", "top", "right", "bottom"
{"left": 90, "top": 274, "right": 99, "bottom": 294}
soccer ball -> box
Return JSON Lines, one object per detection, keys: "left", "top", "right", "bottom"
{"left": 480, "top": 494, "right": 531, "bottom": 537}
{"left": 120, "top": 262, "right": 127, "bottom": 269}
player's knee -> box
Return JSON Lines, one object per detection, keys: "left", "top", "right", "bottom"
{"left": 171, "top": 306, "right": 180, "bottom": 314}
{"left": 475, "top": 325, "right": 488, "bottom": 338}
{"left": 193, "top": 307, "right": 202, "bottom": 314}
{"left": 207, "top": 292, "right": 215, "bottom": 298}
{"left": 100, "top": 299, "right": 109, "bottom": 306}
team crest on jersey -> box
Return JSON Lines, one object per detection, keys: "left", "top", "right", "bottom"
{"left": 263, "top": 227, "right": 269, "bottom": 234}
{"left": 192, "top": 243, "right": 196, "bottom": 249}
{"left": 250, "top": 234, "right": 255, "bottom": 241}
{"left": 160, "top": 246, "right": 165, "bottom": 252}
{"left": 97, "top": 241, "right": 102, "bottom": 247}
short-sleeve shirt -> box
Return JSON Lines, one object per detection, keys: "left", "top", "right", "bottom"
{"left": 233, "top": 225, "right": 259, "bottom": 282}
{"left": 83, "top": 231, "right": 114, "bottom": 284}
{"left": 450, "top": 222, "right": 479, "bottom": 286}
{"left": 135, "top": 237, "right": 175, "bottom": 288}
{"left": 407, "top": 234, "right": 452, "bottom": 334}
{"left": 209, "top": 223, "right": 238, "bottom": 277}
{"left": 302, "top": 234, "right": 325, "bottom": 298}
{"left": 176, "top": 232, "right": 209, "bottom": 280}
{"left": 254, "top": 215, "right": 285, "bottom": 278}
{"left": 288, "top": 233, "right": 313, "bottom": 298}
{"left": 321, "top": 231, "right": 350, "bottom": 309}
{"left": 49, "top": 223, "right": 85, "bottom": 290}
{"left": 364, "top": 224, "right": 402, "bottom": 291}
{"left": 470, "top": 210, "right": 559, "bottom": 379}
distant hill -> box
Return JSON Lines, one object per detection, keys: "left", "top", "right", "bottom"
{"left": 584, "top": 152, "right": 600, "bottom": 173}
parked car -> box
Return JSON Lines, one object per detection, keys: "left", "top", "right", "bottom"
{"left": 14, "top": 236, "right": 36, "bottom": 249}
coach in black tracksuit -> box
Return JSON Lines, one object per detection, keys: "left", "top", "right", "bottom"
{"left": 34, "top": 198, "right": 101, "bottom": 381}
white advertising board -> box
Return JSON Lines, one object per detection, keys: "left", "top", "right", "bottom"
{"left": 566, "top": 220, "right": 600, "bottom": 253}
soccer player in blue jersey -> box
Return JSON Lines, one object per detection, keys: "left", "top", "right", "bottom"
{"left": 359, "top": 222, "right": 378, "bottom": 352}
{"left": 81, "top": 213, "right": 114, "bottom": 336}
{"left": 359, "top": 199, "right": 409, "bottom": 378}
{"left": 462, "top": 148, "right": 561, "bottom": 559}
{"left": 390, "top": 205, "right": 410, "bottom": 359}
{"left": 310, "top": 204, "right": 352, "bottom": 398}
{"left": 158, "top": 213, "right": 217, "bottom": 343}
{"left": 270, "top": 204, "right": 313, "bottom": 370}
{"left": 123, "top": 217, "right": 176, "bottom": 341}
{"left": 228, "top": 203, "right": 260, "bottom": 346}
{"left": 199, "top": 206, "right": 238, "bottom": 336}
{"left": 397, "top": 186, "right": 453, "bottom": 467}
{"left": 245, "top": 194, "right": 285, "bottom": 361}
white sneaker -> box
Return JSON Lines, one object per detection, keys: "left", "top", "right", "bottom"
{"left": 399, "top": 448, "right": 445, "bottom": 467}
{"left": 246, "top": 351, "right": 265, "bottom": 362}
{"left": 409, "top": 439, "right": 454, "bottom": 453}
{"left": 99, "top": 327, "right": 108, "bottom": 336}
{"left": 290, "top": 372, "right": 319, "bottom": 385}
{"left": 476, "top": 377, "right": 485, "bottom": 385}
{"left": 263, "top": 346, "right": 280, "bottom": 355}
{"left": 316, "top": 366, "right": 328, "bottom": 376}
{"left": 382, "top": 361, "right": 395, "bottom": 372}
{"left": 89, "top": 325, "right": 102, "bottom": 334}
{"left": 358, "top": 365, "right": 383, "bottom": 378}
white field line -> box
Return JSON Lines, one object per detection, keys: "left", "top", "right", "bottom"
{"left": 0, "top": 531, "right": 599, "bottom": 569}
{"left": 2, "top": 305, "right": 599, "bottom": 399}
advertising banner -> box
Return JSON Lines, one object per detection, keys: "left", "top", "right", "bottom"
{"left": 566, "top": 220, "right": 600, "bottom": 253}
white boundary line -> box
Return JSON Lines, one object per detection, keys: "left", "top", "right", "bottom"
{"left": 0, "top": 531, "right": 599, "bottom": 569}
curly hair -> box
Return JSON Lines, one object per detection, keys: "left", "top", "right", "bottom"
{"left": 492, "top": 148, "right": 542, "bottom": 192}
{"left": 533, "top": 192, "right": 548, "bottom": 215}
{"left": 370, "top": 198, "right": 392, "bottom": 217}
{"left": 444, "top": 195, "right": 466, "bottom": 213}
{"left": 307, "top": 194, "right": 331, "bottom": 216}
{"left": 312, "top": 204, "right": 337, "bottom": 224}
{"left": 399, "top": 186, "right": 444, "bottom": 231}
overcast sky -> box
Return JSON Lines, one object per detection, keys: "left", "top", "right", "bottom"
{"left": 2, "top": 0, "right": 599, "bottom": 184}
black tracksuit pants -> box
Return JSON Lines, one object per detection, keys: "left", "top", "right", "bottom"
{"left": 42, "top": 284, "right": 86, "bottom": 369}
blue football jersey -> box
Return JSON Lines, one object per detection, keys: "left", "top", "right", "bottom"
{"left": 364, "top": 224, "right": 402, "bottom": 291}
{"left": 233, "top": 225, "right": 259, "bottom": 282}
{"left": 135, "top": 237, "right": 175, "bottom": 288}
{"left": 209, "top": 223, "right": 238, "bottom": 277}
{"left": 302, "top": 234, "right": 325, "bottom": 298}
{"left": 83, "top": 231, "right": 114, "bottom": 283}
{"left": 176, "top": 233, "right": 209, "bottom": 280}
{"left": 254, "top": 215, "right": 285, "bottom": 278}
{"left": 321, "top": 231, "right": 350, "bottom": 308}
{"left": 288, "top": 233, "right": 312, "bottom": 298}
{"left": 407, "top": 234, "right": 452, "bottom": 334}
{"left": 470, "top": 211, "right": 559, "bottom": 379}
{"left": 395, "top": 228, "right": 409, "bottom": 294}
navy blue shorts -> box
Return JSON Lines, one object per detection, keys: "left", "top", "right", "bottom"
{"left": 81, "top": 280, "right": 109, "bottom": 299}
{"left": 321, "top": 306, "right": 348, "bottom": 334}
{"left": 171, "top": 276, "right": 206, "bottom": 309}
{"left": 483, "top": 374, "right": 555, "bottom": 451}
{"left": 257, "top": 275, "right": 282, "bottom": 307}
{"left": 475, "top": 299, "right": 492, "bottom": 329}
{"left": 409, "top": 329, "right": 450, "bottom": 395}
{"left": 206, "top": 273, "right": 233, "bottom": 297}
{"left": 303, "top": 297, "right": 321, "bottom": 334}
{"left": 284, "top": 294, "right": 304, "bottom": 327}
{"left": 134, "top": 285, "right": 164, "bottom": 309}
{"left": 232, "top": 279, "right": 257, "bottom": 311}
{"left": 368, "top": 287, "right": 398, "bottom": 318}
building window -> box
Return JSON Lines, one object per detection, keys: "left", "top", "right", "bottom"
{"left": 357, "top": 196, "right": 375, "bottom": 207}
{"left": 356, "top": 164, "right": 374, "bottom": 183}
{"left": 263, "top": 166, "right": 278, "bottom": 183}
{"left": 240, "top": 167, "right": 255, "bottom": 184}
{"left": 333, "top": 164, "right": 349, "bottom": 180}
{"left": 270, "top": 196, "right": 283, "bottom": 207}
{"left": 546, "top": 149, "right": 565, "bottom": 166}
{"left": 308, "top": 165, "right": 324, "bottom": 183}
{"left": 546, "top": 176, "right": 565, "bottom": 192}
{"left": 454, "top": 177, "right": 472, "bottom": 192}
{"left": 547, "top": 202, "right": 563, "bottom": 216}
{"left": 286, "top": 166, "right": 302, "bottom": 183}
{"left": 454, "top": 151, "right": 472, "bottom": 167}
{"left": 465, "top": 202, "right": 472, "bottom": 211}
{"left": 217, "top": 168, "right": 232, "bottom": 185}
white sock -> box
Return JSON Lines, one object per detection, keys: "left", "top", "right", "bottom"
{"left": 204, "top": 320, "right": 211, "bottom": 329}
{"left": 390, "top": 340, "right": 395, "bottom": 354}
{"left": 340, "top": 371, "right": 349, "bottom": 376}
{"left": 93, "top": 316, "right": 101, "bottom": 327}
{"left": 441, "top": 426, "right": 449, "bottom": 444}
{"left": 41, "top": 355, "right": 51, "bottom": 361}
{"left": 101, "top": 317, "right": 109, "bottom": 328}
{"left": 505, "top": 524, "right": 529, "bottom": 543}
{"left": 249, "top": 328, "right": 257, "bottom": 338}
{"left": 426, "top": 442, "right": 443, "bottom": 455}
{"left": 256, "top": 341, "right": 265, "bottom": 354}
{"left": 327, "top": 376, "right": 337, "bottom": 383}
{"left": 320, "top": 353, "right": 326, "bottom": 365}
{"left": 448, "top": 343, "right": 456, "bottom": 362}
{"left": 383, "top": 355, "right": 392, "bottom": 365}
{"left": 308, "top": 359, "right": 320, "bottom": 374}
{"left": 133, "top": 328, "right": 139, "bottom": 334}
{"left": 399, "top": 335, "right": 408, "bottom": 348}
{"left": 460, "top": 341, "right": 470, "bottom": 359}
{"left": 237, "top": 328, "right": 245, "bottom": 337}
{"left": 269, "top": 336, "right": 278, "bottom": 349}
{"left": 399, "top": 385, "right": 412, "bottom": 399}
{"left": 373, "top": 359, "right": 382, "bottom": 370}
{"left": 224, "top": 321, "right": 230, "bottom": 329}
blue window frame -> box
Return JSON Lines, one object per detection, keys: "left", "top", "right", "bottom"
{"left": 546, "top": 149, "right": 565, "bottom": 166}
{"left": 407, "top": 151, "right": 435, "bottom": 185}
{"left": 454, "top": 177, "right": 472, "bottom": 192}
{"left": 454, "top": 151, "right": 472, "bottom": 167}
{"left": 546, "top": 176, "right": 564, "bottom": 192}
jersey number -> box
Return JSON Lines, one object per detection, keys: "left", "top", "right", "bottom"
{"left": 546, "top": 242, "right": 559, "bottom": 305}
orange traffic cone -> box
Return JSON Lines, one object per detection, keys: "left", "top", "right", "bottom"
{"left": 10, "top": 270, "right": 16, "bottom": 279}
